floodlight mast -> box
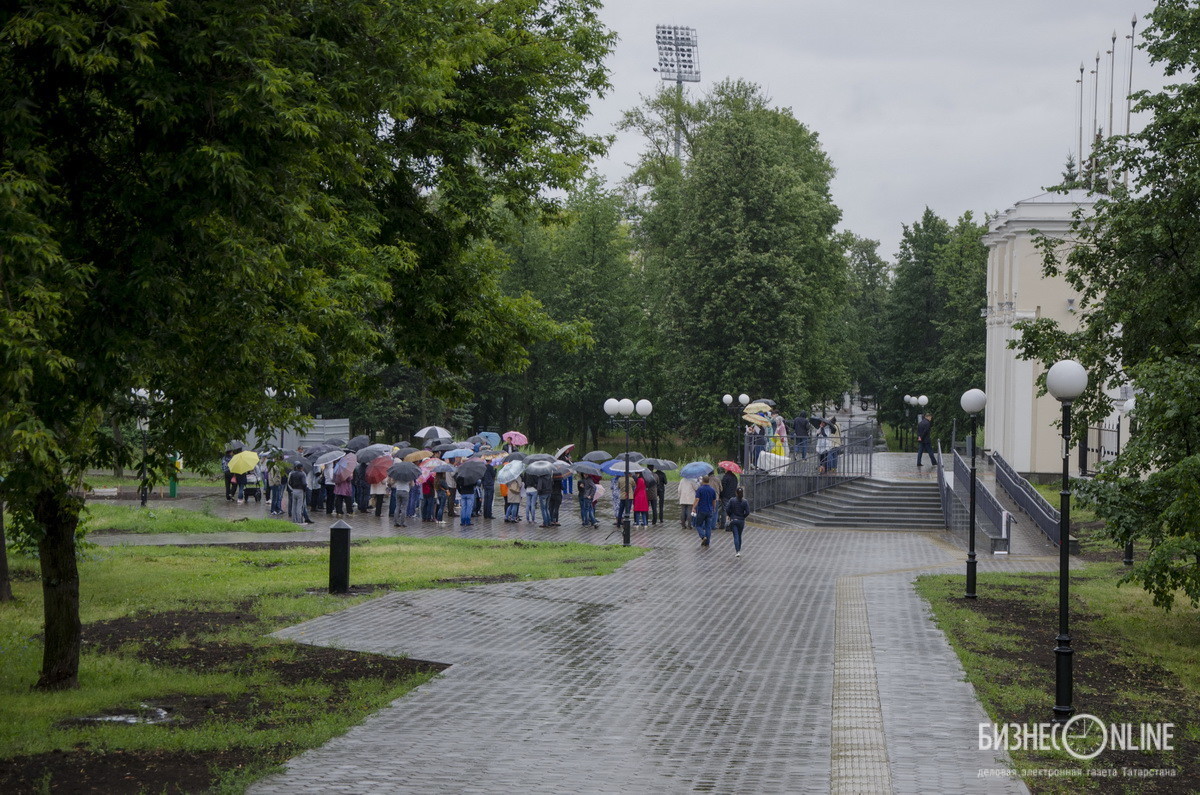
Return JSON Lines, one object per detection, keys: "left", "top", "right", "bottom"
{"left": 655, "top": 25, "right": 700, "bottom": 160}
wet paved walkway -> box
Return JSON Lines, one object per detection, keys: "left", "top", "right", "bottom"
{"left": 96, "top": 464, "right": 1049, "bottom": 793}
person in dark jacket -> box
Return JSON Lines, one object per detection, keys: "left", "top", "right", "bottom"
{"left": 718, "top": 468, "right": 738, "bottom": 529}
{"left": 916, "top": 412, "right": 934, "bottom": 466}
{"left": 648, "top": 465, "right": 666, "bottom": 524}
{"left": 480, "top": 463, "right": 496, "bottom": 519}
{"left": 535, "top": 471, "right": 554, "bottom": 527}
{"left": 577, "top": 475, "right": 598, "bottom": 526}
{"left": 287, "top": 463, "right": 309, "bottom": 524}
{"left": 549, "top": 472, "right": 563, "bottom": 525}
{"left": 792, "top": 412, "right": 810, "bottom": 459}
{"left": 727, "top": 487, "right": 751, "bottom": 557}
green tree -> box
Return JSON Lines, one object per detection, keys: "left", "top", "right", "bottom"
{"left": 630, "top": 80, "right": 846, "bottom": 438}
{"left": 839, "top": 233, "right": 893, "bottom": 401}
{"left": 1013, "top": 1, "right": 1200, "bottom": 609}
{"left": 0, "top": 0, "right": 612, "bottom": 689}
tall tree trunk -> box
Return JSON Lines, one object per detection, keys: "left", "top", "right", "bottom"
{"left": 0, "top": 501, "right": 12, "bottom": 602}
{"left": 112, "top": 418, "right": 124, "bottom": 478}
{"left": 34, "top": 488, "right": 82, "bottom": 690}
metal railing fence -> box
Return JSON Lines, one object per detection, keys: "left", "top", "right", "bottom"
{"left": 742, "top": 420, "right": 876, "bottom": 511}
{"left": 992, "top": 451, "right": 1060, "bottom": 546}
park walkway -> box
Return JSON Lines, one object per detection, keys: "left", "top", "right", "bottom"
{"left": 96, "top": 462, "right": 1052, "bottom": 793}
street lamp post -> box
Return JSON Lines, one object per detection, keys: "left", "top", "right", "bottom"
{"left": 1047, "top": 359, "right": 1088, "bottom": 722}
{"left": 722, "top": 393, "right": 750, "bottom": 466}
{"left": 960, "top": 389, "right": 987, "bottom": 598}
{"left": 604, "top": 397, "right": 653, "bottom": 546}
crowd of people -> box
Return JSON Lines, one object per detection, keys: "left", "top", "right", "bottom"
{"left": 218, "top": 432, "right": 756, "bottom": 556}
{"left": 744, "top": 410, "right": 844, "bottom": 474}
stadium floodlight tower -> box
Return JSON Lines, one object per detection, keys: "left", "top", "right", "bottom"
{"left": 654, "top": 24, "right": 700, "bottom": 160}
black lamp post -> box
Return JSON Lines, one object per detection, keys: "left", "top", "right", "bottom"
{"left": 722, "top": 393, "right": 750, "bottom": 466}
{"left": 960, "top": 388, "right": 987, "bottom": 598}
{"left": 1047, "top": 358, "right": 1088, "bottom": 722}
{"left": 604, "top": 397, "right": 652, "bottom": 546}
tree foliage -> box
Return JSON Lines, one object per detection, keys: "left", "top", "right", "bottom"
{"left": 877, "top": 209, "right": 986, "bottom": 432}
{"left": 0, "top": 0, "right": 612, "bottom": 688}
{"left": 629, "top": 80, "right": 846, "bottom": 439}
{"left": 1013, "top": 0, "right": 1200, "bottom": 609}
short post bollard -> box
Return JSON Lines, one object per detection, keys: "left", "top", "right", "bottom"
{"left": 329, "top": 520, "right": 351, "bottom": 594}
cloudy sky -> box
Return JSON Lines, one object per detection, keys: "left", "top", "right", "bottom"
{"left": 582, "top": 1, "right": 1167, "bottom": 259}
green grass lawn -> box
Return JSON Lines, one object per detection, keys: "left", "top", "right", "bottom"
{"left": 916, "top": 564, "right": 1200, "bottom": 791}
{"left": 84, "top": 503, "right": 299, "bottom": 535}
{"left": 1, "top": 514, "right": 643, "bottom": 791}
{"left": 84, "top": 473, "right": 225, "bottom": 489}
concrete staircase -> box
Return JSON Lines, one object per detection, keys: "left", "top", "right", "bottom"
{"left": 753, "top": 478, "right": 944, "bottom": 531}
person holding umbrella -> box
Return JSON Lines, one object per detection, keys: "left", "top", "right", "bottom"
{"left": 287, "top": 463, "right": 309, "bottom": 524}
{"left": 480, "top": 461, "right": 497, "bottom": 520}
{"left": 577, "top": 475, "right": 598, "bottom": 527}
{"left": 693, "top": 475, "right": 718, "bottom": 547}
{"left": 678, "top": 475, "right": 697, "bottom": 529}
{"left": 632, "top": 472, "right": 650, "bottom": 527}
{"left": 647, "top": 464, "right": 665, "bottom": 525}
{"left": 504, "top": 473, "right": 523, "bottom": 522}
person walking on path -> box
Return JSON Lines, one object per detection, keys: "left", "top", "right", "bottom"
{"left": 726, "top": 487, "right": 751, "bottom": 557}
{"left": 916, "top": 412, "right": 934, "bottom": 467}
{"left": 678, "top": 476, "right": 697, "bottom": 529}
{"left": 717, "top": 466, "right": 738, "bottom": 530}
{"left": 693, "top": 476, "right": 717, "bottom": 547}
{"left": 632, "top": 472, "right": 650, "bottom": 526}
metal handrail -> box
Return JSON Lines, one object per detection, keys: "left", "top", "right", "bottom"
{"left": 742, "top": 420, "right": 877, "bottom": 511}
{"left": 992, "top": 451, "right": 1060, "bottom": 545}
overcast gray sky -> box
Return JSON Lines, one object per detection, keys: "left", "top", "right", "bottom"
{"left": 583, "top": 1, "right": 1166, "bottom": 260}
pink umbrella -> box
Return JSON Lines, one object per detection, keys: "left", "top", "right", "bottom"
{"left": 366, "top": 455, "right": 392, "bottom": 484}
{"left": 502, "top": 430, "right": 528, "bottom": 446}
{"left": 718, "top": 460, "right": 744, "bottom": 474}
{"left": 333, "top": 452, "right": 358, "bottom": 484}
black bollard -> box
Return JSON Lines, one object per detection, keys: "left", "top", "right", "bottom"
{"left": 622, "top": 517, "right": 631, "bottom": 547}
{"left": 329, "top": 519, "right": 351, "bottom": 594}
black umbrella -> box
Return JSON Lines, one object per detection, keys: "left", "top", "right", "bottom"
{"left": 455, "top": 459, "right": 488, "bottom": 483}
{"left": 324, "top": 437, "right": 347, "bottom": 447}
{"left": 345, "top": 434, "right": 371, "bottom": 452}
{"left": 226, "top": 439, "right": 247, "bottom": 451}
{"left": 582, "top": 450, "right": 612, "bottom": 463}
{"left": 809, "top": 416, "right": 826, "bottom": 429}
{"left": 387, "top": 461, "right": 422, "bottom": 481}
{"left": 466, "top": 434, "right": 488, "bottom": 445}
{"left": 571, "top": 461, "right": 604, "bottom": 476}
{"left": 639, "top": 470, "right": 658, "bottom": 487}
{"left": 432, "top": 442, "right": 456, "bottom": 453}
{"left": 284, "top": 453, "right": 312, "bottom": 472}
{"left": 613, "top": 451, "right": 645, "bottom": 463}
{"left": 524, "top": 453, "right": 555, "bottom": 463}
{"left": 524, "top": 459, "right": 555, "bottom": 477}
{"left": 754, "top": 398, "right": 777, "bottom": 407}
{"left": 303, "top": 443, "right": 337, "bottom": 460}
{"left": 356, "top": 444, "right": 392, "bottom": 463}
{"left": 503, "top": 451, "right": 527, "bottom": 462}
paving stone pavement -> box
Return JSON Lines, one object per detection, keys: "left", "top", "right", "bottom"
{"left": 191, "top": 500, "right": 1049, "bottom": 794}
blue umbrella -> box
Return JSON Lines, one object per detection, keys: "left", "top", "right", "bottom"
{"left": 680, "top": 461, "right": 714, "bottom": 479}
{"left": 480, "top": 431, "right": 502, "bottom": 447}
{"left": 571, "top": 461, "right": 603, "bottom": 477}
{"left": 442, "top": 448, "right": 473, "bottom": 460}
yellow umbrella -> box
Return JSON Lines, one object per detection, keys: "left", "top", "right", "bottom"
{"left": 228, "top": 450, "right": 260, "bottom": 474}
{"left": 742, "top": 413, "right": 771, "bottom": 427}
{"left": 744, "top": 401, "right": 773, "bottom": 414}
{"left": 404, "top": 449, "right": 433, "bottom": 463}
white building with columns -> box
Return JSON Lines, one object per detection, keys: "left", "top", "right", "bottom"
{"left": 982, "top": 189, "right": 1121, "bottom": 478}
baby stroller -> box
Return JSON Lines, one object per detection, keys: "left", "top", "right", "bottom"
{"left": 242, "top": 472, "right": 263, "bottom": 503}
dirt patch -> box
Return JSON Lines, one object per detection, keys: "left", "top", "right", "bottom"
{"left": 952, "top": 582, "right": 1200, "bottom": 792}
{"left": 42, "top": 604, "right": 449, "bottom": 792}
{"left": 1, "top": 747, "right": 281, "bottom": 794}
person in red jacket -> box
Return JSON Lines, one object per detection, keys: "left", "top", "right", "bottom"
{"left": 632, "top": 472, "right": 650, "bottom": 526}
